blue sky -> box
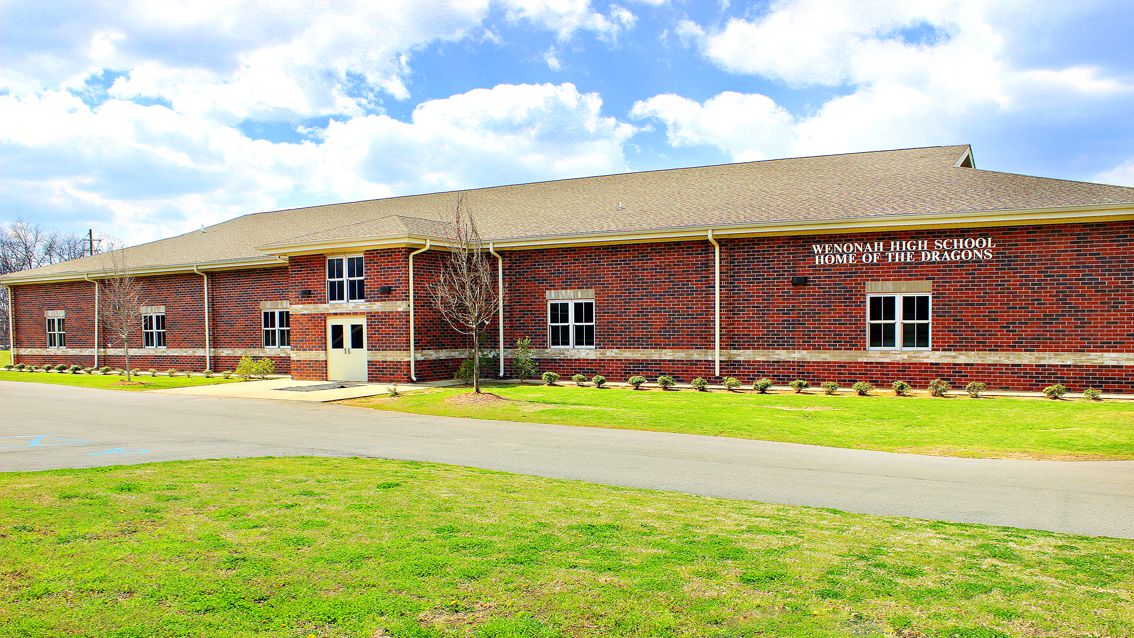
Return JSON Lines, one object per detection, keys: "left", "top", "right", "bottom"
{"left": 2, "top": 0, "right": 1133, "bottom": 246}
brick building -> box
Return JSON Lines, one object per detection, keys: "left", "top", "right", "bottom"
{"left": 4, "top": 145, "right": 1133, "bottom": 391}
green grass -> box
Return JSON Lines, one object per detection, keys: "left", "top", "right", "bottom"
{"left": 1, "top": 458, "right": 1131, "bottom": 637}
{"left": 0, "top": 369, "right": 238, "bottom": 391}
{"left": 348, "top": 384, "right": 1134, "bottom": 460}
{"left": 0, "top": 350, "right": 10, "bottom": 367}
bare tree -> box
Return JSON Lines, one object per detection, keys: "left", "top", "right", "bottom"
{"left": 98, "top": 250, "right": 145, "bottom": 381}
{"left": 428, "top": 195, "right": 498, "bottom": 393}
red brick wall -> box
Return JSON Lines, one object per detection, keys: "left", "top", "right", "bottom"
{"left": 210, "top": 267, "right": 291, "bottom": 373}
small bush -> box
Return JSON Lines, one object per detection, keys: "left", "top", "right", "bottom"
{"left": 99, "top": 366, "right": 112, "bottom": 374}
{"left": 389, "top": 382, "right": 400, "bottom": 397}
{"left": 253, "top": 358, "right": 275, "bottom": 379}
{"left": 722, "top": 377, "right": 741, "bottom": 391}
{"left": 657, "top": 375, "right": 676, "bottom": 390}
{"left": 591, "top": 375, "right": 606, "bottom": 388}
{"left": 2, "top": 364, "right": 12, "bottom": 371}
{"left": 852, "top": 381, "right": 874, "bottom": 396}
{"left": 235, "top": 357, "right": 256, "bottom": 380}
{"left": 148, "top": 368, "right": 157, "bottom": 377}
{"left": 55, "top": 363, "right": 68, "bottom": 372}
{"left": 690, "top": 377, "right": 708, "bottom": 391}
{"left": 927, "top": 379, "right": 951, "bottom": 398}
{"left": 753, "top": 378, "right": 774, "bottom": 394}
{"left": 891, "top": 380, "right": 911, "bottom": 397}
{"left": 788, "top": 379, "right": 810, "bottom": 394}
{"left": 571, "top": 373, "right": 588, "bottom": 386}
{"left": 166, "top": 368, "right": 178, "bottom": 377}
{"left": 221, "top": 370, "right": 233, "bottom": 379}
{"left": 15, "top": 363, "right": 26, "bottom": 371}
{"left": 1042, "top": 384, "right": 1067, "bottom": 400}
{"left": 130, "top": 369, "right": 140, "bottom": 377}
{"left": 203, "top": 369, "right": 214, "bottom": 378}
{"left": 27, "top": 365, "right": 39, "bottom": 372}
{"left": 69, "top": 365, "right": 83, "bottom": 374}
{"left": 1083, "top": 387, "right": 1102, "bottom": 401}
{"left": 965, "top": 381, "right": 987, "bottom": 398}
{"left": 627, "top": 375, "right": 647, "bottom": 389}
{"left": 541, "top": 371, "right": 560, "bottom": 386}
{"left": 512, "top": 336, "right": 539, "bottom": 382}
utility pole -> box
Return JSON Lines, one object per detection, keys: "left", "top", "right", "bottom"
{"left": 87, "top": 229, "right": 103, "bottom": 256}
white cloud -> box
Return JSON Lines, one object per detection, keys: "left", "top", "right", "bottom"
{"left": 636, "top": 0, "right": 1132, "bottom": 161}
{"left": 0, "top": 83, "right": 634, "bottom": 244}
{"left": 499, "top": 0, "right": 636, "bottom": 41}
{"left": 1094, "top": 160, "right": 1134, "bottom": 187}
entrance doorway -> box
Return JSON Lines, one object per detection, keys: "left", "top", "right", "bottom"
{"left": 326, "top": 316, "right": 367, "bottom": 381}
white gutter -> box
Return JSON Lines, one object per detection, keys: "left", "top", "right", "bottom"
{"left": 83, "top": 274, "right": 98, "bottom": 368}
{"left": 5, "top": 285, "right": 14, "bottom": 366}
{"left": 407, "top": 240, "right": 431, "bottom": 381}
{"left": 192, "top": 266, "right": 211, "bottom": 371}
{"left": 708, "top": 230, "right": 720, "bottom": 378}
{"left": 488, "top": 243, "right": 504, "bottom": 378}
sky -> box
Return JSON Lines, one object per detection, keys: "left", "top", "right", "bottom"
{"left": 2, "top": 0, "right": 1133, "bottom": 247}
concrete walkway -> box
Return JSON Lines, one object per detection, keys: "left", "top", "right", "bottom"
{"left": 2, "top": 382, "right": 1132, "bottom": 538}
{"left": 154, "top": 377, "right": 425, "bottom": 402}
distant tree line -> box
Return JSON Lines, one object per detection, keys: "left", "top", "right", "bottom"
{"left": 1, "top": 221, "right": 97, "bottom": 346}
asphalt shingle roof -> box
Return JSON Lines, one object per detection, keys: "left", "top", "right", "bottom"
{"left": 7, "top": 145, "right": 1134, "bottom": 282}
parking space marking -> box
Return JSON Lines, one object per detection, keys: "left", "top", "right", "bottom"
{"left": 0, "top": 435, "right": 89, "bottom": 450}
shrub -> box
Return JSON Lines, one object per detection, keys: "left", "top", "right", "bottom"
{"left": 235, "top": 356, "right": 256, "bottom": 380}
{"left": 131, "top": 368, "right": 141, "bottom": 377}
{"left": 454, "top": 359, "right": 477, "bottom": 385}
{"left": 100, "top": 366, "right": 112, "bottom": 374}
{"left": 2, "top": 364, "right": 12, "bottom": 371}
{"left": 203, "top": 369, "right": 214, "bottom": 378}
{"left": 657, "top": 375, "right": 676, "bottom": 390}
{"left": 927, "top": 379, "right": 951, "bottom": 397}
{"left": 753, "top": 378, "right": 774, "bottom": 394}
{"left": 69, "top": 365, "right": 83, "bottom": 374}
{"left": 253, "top": 358, "right": 275, "bottom": 379}
{"left": 591, "top": 375, "right": 606, "bottom": 388}
{"left": 148, "top": 368, "right": 157, "bottom": 377}
{"left": 690, "top": 377, "right": 708, "bottom": 391}
{"left": 852, "top": 381, "right": 874, "bottom": 396}
{"left": 891, "top": 380, "right": 911, "bottom": 397}
{"left": 541, "top": 371, "right": 560, "bottom": 386}
{"left": 456, "top": 347, "right": 498, "bottom": 384}
{"left": 221, "top": 370, "right": 233, "bottom": 379}
{"left": 512, "top": 336, "right": 539, "bottom": 382}
{"left": 571, "top": 373, "right": 588, "bottom": 386}
{"left": 964, "top": 381, "right": 987, "bottom": 398}
{"left": 27, "top": 365, "right": 39, "bottom": 372}
{"left": 788, "top": 379, "right": 810, "bottom": 394}
{"left": 166, "top": 368, "right": 178, "bottom": 377}
{"left": 14, "top": 363, "right": 26, "bottom": 371}
{"left": 1042, "top": 384, "right": 1067, "bottom": 400}
{"left": 627, "top": 375, "right": 647, "bottom": 389}
{"left": 55, "top": 363, "right": 67, "bottom": 372}
{"left": 1083, "top": 387, "right": 1102, "bottom": 401}
{"left": 722, "top": 377, "right": 741, "bottom": 391}
{"left": 389, "top": 382, "right": 400, "bottom": 397}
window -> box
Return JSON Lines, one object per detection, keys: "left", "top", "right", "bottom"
{"left": 327, "top": 256, "right": 365, "bottom": 302}
{"left": 46, "top": 317, "right": 65, "bottom": 348}
{"left": 142, "top": 311, "right": 167, "bottom": 348}
{"left": 868, "top": 294, "right": 930, "bottom": 350}
{"left": 549, "top": 300, "right": 595, "bottom": 348}
{"left": 262, "top": 310, "right": 290, "bottom": 348}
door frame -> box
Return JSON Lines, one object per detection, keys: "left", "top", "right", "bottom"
{"left": 326, "top": 315, "right": 367, "bottom": 381}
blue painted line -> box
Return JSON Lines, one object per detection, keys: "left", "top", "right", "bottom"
{"left": 0, "top": 435, "right": 90, "bottom": 450}
{"left": 27, "top": 435, "right": 44, "bottom": 447}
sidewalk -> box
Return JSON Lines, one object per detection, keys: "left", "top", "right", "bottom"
{"left": 153, "top": 377, "right": 435, "bottom": 402}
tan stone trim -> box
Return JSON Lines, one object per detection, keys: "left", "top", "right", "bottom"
{"left": 290, "top": 350, "right": 326, "bottom": 361}
{"left": 510, "top": 347, "right": 1134, "bottom": 366}
{"left": 260, "top": 300, "right": 290, "bottom": 310}
{"left": 44, "top": 309, "right": 65, "bottom": 318}
{"left": 290, "top": 301, "right": 408, "bottom": 314}
{"left": 866, "top": 281, "right": 932, "bottom": 294}
{"left": 140, "top": 305, "right": 165, "bottom": 315}
{"left": 545, "top": 289, "right": 595, "bottom": 300}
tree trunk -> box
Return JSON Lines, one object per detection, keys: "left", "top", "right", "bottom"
{"left": 124, "top": 345, "right": 130, "bottom": 382}
{"left": 472, "top": 332, "right": 481, "bottom": 394}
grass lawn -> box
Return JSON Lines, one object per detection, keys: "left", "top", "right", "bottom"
{"left": 347, "top": 384, "right": 1134, "bottom": 460}
{"left": 1, "top": 458, "right": 1131, "bottom": 637}
{"left": 0, "top": 369, "right": 239, "bottom": 391}
{"left": 0, "top": 349, "right": 9, "bottom": 367}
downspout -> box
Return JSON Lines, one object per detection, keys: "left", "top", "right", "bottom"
{"left": 408, "top": 240, "right": 431, "bottom": 381}
{"left": 5, "top": 285, "right": 14, "bottom": 366}
{"left": 488, "top": 243, "right": 504, "bottom": 378}
{"left": 83, "top": 274, "right": 98, "bottom": 368}
{"left": 708, "top": 230, "right": 720, "bottom": 378}
{"left": 193, "top": 266, "right": 211, "bottom": 372}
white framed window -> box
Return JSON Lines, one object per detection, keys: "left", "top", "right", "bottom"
{"left": 549, "top": 300, "right": 595, "bottom": 348}
{"left": 46, "top": 317, "right": 65, "bottom": 348}
{"left": 262, "top": 310, "right": 290, "bottom": 348}
{"left": 327, "top": 255, "right": 365, "bottom": 303}
{"left": 867, "top": 294, "right": 930, "bottom": 350}
{"left": 142, "top": 311, "right": 167, "bottom": 348}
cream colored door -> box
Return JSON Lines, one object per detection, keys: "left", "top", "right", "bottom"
{"left": 326, "top": 316, "right": 367, "bottom": 381}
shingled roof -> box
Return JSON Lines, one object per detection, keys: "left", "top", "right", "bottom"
{"left": 6, "top": 145, "right": 1134, "bottom": 282}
